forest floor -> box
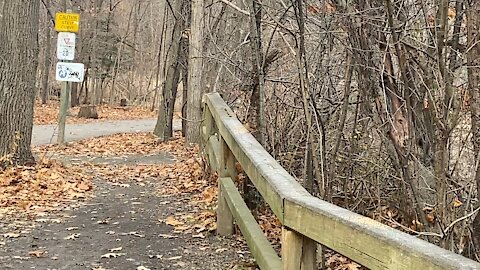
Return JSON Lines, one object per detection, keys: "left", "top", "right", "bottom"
{"left": 0, "top": 120, "right": 255, "bottom": 269}
{"left": 32, "top": 101, "right": 179, "bottom": 145}
{"left": 0, "top": 104, "right": 362, "bottom": 270}
{"left": 33, "top": 101, "right": 158, "bottom": 125}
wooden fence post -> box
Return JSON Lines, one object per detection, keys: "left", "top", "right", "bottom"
{"left": 202, "top": 105, "right": 214, "bottom": 141}
{"left": 282, "top": 226, "right": 316, "bottom": 270}
{"left": 217, "top": 136, "right": 235, "bottom": 235}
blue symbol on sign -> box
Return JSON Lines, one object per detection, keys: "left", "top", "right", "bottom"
{"left": 59, "top": 68, "right": 68, "bottom": 79}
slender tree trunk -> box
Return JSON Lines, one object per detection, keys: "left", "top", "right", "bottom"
{"left": 154, "top": 0, "right": 184, "bottom": 140}
{"left": 151, "top": 2, "right": 167, "bottom": 111}
{"left": 41, "top": 0, "right": 52, "bottom": 105}
{"left": 0, "top": 0, "right": 40, "bottom": 166}
{"left": 185, "top": 0, "right": 204, "bottom": 144}
{"left": 180, "top": 4, "right": 191, "bottom": 137}
{"left": 467, "top": 0, "right": 480, "bottom": 255}
{"left": 247, "top": 0, "right": 266, "bottom": 146}
{"left": 128, "top": 2, "right": 140, "bottom": 102}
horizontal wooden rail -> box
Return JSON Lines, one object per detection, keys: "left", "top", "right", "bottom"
{"left": 204, "top": 92, "right": 309, "bottom": 222}
{"left": 220, "top": 177, "right": 282, "bottom": 270}
{"left": 202, "top": 92, "right": 480, "bottom": 270}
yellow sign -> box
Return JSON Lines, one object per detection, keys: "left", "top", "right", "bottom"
{"left": 55, "top": 13, "right": 80, "bottom": 33}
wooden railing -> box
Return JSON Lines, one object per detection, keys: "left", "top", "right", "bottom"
{"left": 201, "top": 92, "right": 480, "bottom": 270}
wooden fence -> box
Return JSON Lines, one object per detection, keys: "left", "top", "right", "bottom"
{"left": 201, "top": 92, "right": 480, "bottom": 270}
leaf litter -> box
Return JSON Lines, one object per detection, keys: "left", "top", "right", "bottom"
{"left": 0, "top": 159, "right": 93, "bottom": 221}
{"left": 34, "top": 102, "right": 157, "bottom": 125}
{"left": 0, "top": 131, "right": 297, "bottom": 268}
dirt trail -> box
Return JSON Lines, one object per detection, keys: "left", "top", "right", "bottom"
{"left": 32, "top": 119, "right": 181, "bottom": 145}
{"left": 0, "top": 174, "right": 247, "bottom": 270}
{"left": 0, "top": 123, "right": 253, "bottom": 270}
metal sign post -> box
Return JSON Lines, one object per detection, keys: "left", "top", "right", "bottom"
{"left": 55, "top": 8, "right": 82, "bottom": 145}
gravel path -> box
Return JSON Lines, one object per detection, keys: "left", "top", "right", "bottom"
{"left": 0, "top": 119, "right": 254, "bottom": 269}
{"left": 32, "top": 119, "right": 181, "bottom": 145}
{"left": 0, "top": 176, "right": 248, "bottom": 270}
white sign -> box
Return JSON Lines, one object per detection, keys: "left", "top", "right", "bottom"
{"left": 56, "top": 62, "right": 85, "bottom": 82}
{"left": 57, "top": 32, "right": 76, "bottom": 60}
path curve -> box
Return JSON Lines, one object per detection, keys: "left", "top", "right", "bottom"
{"left": 32, "top": 119, "right": 181, "bottom": 145}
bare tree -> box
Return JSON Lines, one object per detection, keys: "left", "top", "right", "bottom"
{"left": 468, "top": 0, "right": 480, "bottom": 255}
{"left": 186, "top": 0, "right": 204, "bottom": 144}
{"left": 154, "top": 0, "right": 187, "bottom": 140}
{"left": 40, "top": 0, "right": 53, "bottom": 105}
{"left": 0, "top": 0, "right": 40, "bottom": 166}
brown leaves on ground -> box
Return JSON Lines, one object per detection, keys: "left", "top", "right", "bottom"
{"left": 36, "top": 132, "right": 217, "bottom": 238}
{"left": 34, "top": 132, "right": 368, "bottom": 269}
{"left": 326, "top": 252, "right": 363, "bottom": 270}
{"left": 34, "top": 101, "right": 157, "bottom": 125}
{"left": 0, "top": 159, "right": 93, "bottom": 219}
{"left": 36, "top": 132, "right": 189, "bottom": 158}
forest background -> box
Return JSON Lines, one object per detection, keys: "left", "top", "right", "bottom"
{"left": 2, "top": 0, "right": 480, "bottom": 262}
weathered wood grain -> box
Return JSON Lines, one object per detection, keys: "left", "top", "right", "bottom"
{"left": 282, "top": 227, "right": 316, "bottom": 270}
{"left": 220, "top": 177, "right": 282, "bottom": 270}
{"left": 205, "top": 93, "right": 309, "bottom": 222}
{"left": 217, "top": 175, "right": 234, "bottom": 235}
{"left": 203, "top": 93, "right": 480, "bottom": 270}
{"left": 284, "top": 197, "right": 480, "bottom": 270}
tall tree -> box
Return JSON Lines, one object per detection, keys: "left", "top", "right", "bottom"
{"left": 0, "top": 0, "right": 40, "bottom": 166}
{"left": 40, "top": 0, "right": 53, "bottom": 105}
{"left": 154, "top": 0, "right": 185, "bottom": 141}
{"left": 247, "top": 0, "right": 266, "bottom": 145}
{"left": 467, "top": 0, "right": 480, "bottom": 255}
{"left": 186, "top": 0, "right": 204, "bottom": 144}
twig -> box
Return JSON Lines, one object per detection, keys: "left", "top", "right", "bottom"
{"left": 219, "top": 0, "right": 250, "bottom": 16}
{"left": 444, "top": 206, "right": 480, "bottom": 234}
{"left": 380, "top": 216, "right": 443, "bottom": 238}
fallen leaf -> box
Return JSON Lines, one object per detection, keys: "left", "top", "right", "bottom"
{"left": 172, "top": 225, "right": 190, "bottom": 231}
{"left": 192, "top": 233, "right": 205, "bottom": 239}
{"left": 452, "top": 198, "right": 463, "bottom": 208}
{"left": 77, "top": 182, "right": 91, "bottom": 191}
{"left": 12, "top": 256, "right": 30, "bottom": 260}
{"left": 97, "top": 219, "right": 110, "bottom": 224}
{"left": 149, "top": 255, "right": 163, "bottom": 259}
{"left": 166, "top": 256, "right": 182, "bottom": 260}
{"left": 158, "top": 234, "right": 177, "bottom": 239}
{"left": 28, "top": 250, "right": 46, "bottom": 258}
{"left": 128, "top": 231, "right": 145, "bottom": 238}
{"left": 64, "top": 233, "right": 80, "bottom": 240}
{"left": 101, "top": 252, "right": 126, "bottom": 258}
{"left": 3, "top": 233, "right": 20, "bottom": 238}
{"left": 166, "top": 216, "right": 184, "bottom": 226}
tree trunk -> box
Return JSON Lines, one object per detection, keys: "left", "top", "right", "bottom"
{"left": 0, "top": 0, "right": 40, "bottom": 166}
{"left": 467, "top": 0, "right": 480, "bottom": 255}
{"left": 247, "top": 0, "right": 266, "bottom": 146}
{"left": 185, "top": 0, "right": 204, "bottom": 144}
{"left": 180, "top": 5, "right": 191, "bottom": 137}
{"left": 154, "top": 0, "right": 184, "bottom": 140}
{"left": 41, "top": 0, "right": 52, "bottom": 105}
{"left": 151, "top": 2, "right": 167, "bottom": 111}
